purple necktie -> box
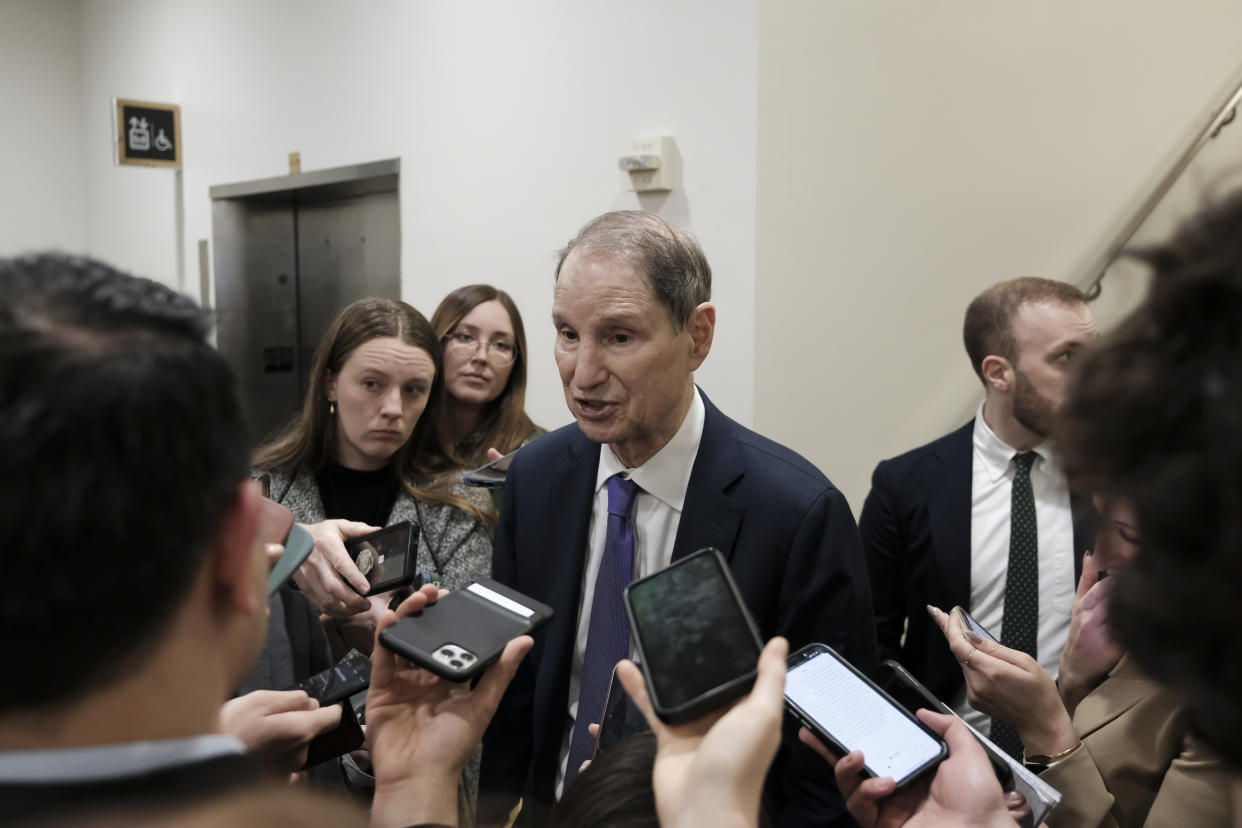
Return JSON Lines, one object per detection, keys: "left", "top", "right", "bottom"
{"left": 564, "top": 474, "right": 641, "bottom": 789}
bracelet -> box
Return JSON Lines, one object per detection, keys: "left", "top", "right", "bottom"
{"left": 1023, "top": 740, "right": 1082, "bottom": 772}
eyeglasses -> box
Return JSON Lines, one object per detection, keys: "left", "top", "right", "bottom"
{"left": 444, "top": 331, "right": 517, "bottom": 366}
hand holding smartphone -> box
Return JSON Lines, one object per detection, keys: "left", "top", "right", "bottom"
{"left": 785, "top": 644, "right": 948, "bottom": 788}
{"left": 284, "top": 650, "right": 372, "bottom": 768}
{"left": 378, "top": 578, "right": 553, "bottom": 682}
{"left": 950, "top": 606, "right": 998, "bottom": 644}
{"left": 624, "top": 548, "right": 762, "bottom": 724}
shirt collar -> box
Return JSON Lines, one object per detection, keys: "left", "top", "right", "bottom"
{"left": 595, "top": 387, "right": 706, "bottom": 512}
{"left": 0, "top": 734, "right": 245, "bottom": 783}
{"left": 972, "top": 401, "right": 1058, "bottom": 482}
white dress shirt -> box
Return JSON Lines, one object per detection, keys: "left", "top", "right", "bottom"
{"left": 953, "top": 403, "right": 1076, "bottom": 735}
{"left": 554, "top": 387, "right": 706, "bottom": 796}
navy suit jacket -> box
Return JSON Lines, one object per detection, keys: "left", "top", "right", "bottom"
{"left": 479, "top": 392, "right": 877, "bottom": 827}
{"left": 858, "top": 421, "right": 1090, "bottom": 705}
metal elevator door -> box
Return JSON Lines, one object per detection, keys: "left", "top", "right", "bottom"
{"left": 210, "top": 159, "right": 401, "bottom": 444}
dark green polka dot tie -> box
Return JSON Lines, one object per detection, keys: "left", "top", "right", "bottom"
{"left": 992, "top": 450, "right": 1038, "bottom": 759}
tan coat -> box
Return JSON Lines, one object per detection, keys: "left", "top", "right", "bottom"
{"left": 1042, "top": 656, "right": 1231, "bottom": 827}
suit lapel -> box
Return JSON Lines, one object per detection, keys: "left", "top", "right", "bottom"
{"left": 926, "top": 422, "right": 973, "bottom": 611}
{"left": 544, "top": 429, "right": 600, "bottom": 618}
{"left": 1071, "top": 656, "right": 1154, "bottom": 739}
{"left": 672, "top": 394, "right": 744, "bottom": 563}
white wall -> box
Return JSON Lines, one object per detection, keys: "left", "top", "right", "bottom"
{"left": 68, "top": 0, "right": 759, "bottom": 432}
{"left": 12, "top": 1, "right": 1242, "bottom": 506}
{"left": 0, "top": 0, "right": 85, "bottom": 255}
{"left": 755, "top": 2, "right": 1242, "bottom": 512}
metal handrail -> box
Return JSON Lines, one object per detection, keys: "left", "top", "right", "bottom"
{"left": 1076, "top": 69, "right": 1242, "bottom": 299}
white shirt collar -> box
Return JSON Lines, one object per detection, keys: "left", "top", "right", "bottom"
{"left": 0, "top": 734, "right": 244, "bottom": 783}
{"left": 595, "top": 387, "right": 706, "bottom": 512}
{"left": 972, "top": 401, "right": 1058, "bottom": 483}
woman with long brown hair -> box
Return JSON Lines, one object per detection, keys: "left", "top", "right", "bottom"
{"left": 254, "top": 297, "right": 493, "bottom": 614}
{"left": 431, "top": 284, "right": 544, "bottom": 466}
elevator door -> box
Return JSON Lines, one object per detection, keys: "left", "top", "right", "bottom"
{"left": 211, "top": 160, "right": 401, "bottom": 444}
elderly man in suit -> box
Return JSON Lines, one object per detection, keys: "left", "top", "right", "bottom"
{"left": 860, "top": 277, "right": 1095, "bottom": 759}
{"left": 478, "top": 211, "right": 876, "bottom": 827}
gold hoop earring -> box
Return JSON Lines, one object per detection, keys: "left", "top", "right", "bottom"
{"left": 329, "top": 400, "right": 336, "bottom": 415}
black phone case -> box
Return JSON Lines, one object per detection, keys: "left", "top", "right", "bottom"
{"left": 378, "top": 578, "right": 553, "bottom": 682}
{"left": 785, "top": 644, "right": 948, "bottom": 790}
{"left": 301, "top": 700, "right": 364, "bottom": 769}
{"left": 625, "top": 548, "right": 762, "bottom": 725}
{"left": 344, "top": 521, "right": 419, "bottom": 596}
{"left": 595, "top": 666, "right": 650, "bottom": 755}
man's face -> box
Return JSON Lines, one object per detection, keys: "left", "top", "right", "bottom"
{"left": 1008, "top": 300, "right": 1097, "bottom": 437}
{"left": 552, "top": 250, "right": 708, "bottom": 467}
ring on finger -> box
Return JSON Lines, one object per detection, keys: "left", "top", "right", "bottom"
{"left": 964, "top": 649, "right": 976, "bottom": 668}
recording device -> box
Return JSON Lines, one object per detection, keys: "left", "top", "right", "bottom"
{"left": 344, "top": 521, "right": 419, "bottom": 596}
{"left": 874, "top": 660, "right": 1013, "bottom": 789}
{"left": 464, "top": 447, "right": 521, "bottom": 489}
{"left": 289, "top": 649, "right": 371, "bottom": 706}
{"left": 284, "top": 651, "right": 372, "bottom": 769}
{"left": 951, "top": 606, "right": 998, "bottom": 643}
{"left": 595, "top": 665, "right": 651, "bottom": 756}
{"left": 624, "top": 548, "right": 762, "bottom": 724}
{"left": 378, "top": 578, "right": 553, "bottom": 682}
{"left": 785, "top": 643, "right": 948, "bottom": 789}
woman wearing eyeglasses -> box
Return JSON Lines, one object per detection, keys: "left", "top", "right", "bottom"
{"left": 431, "top": 285, "right": 545, "bottom": 468}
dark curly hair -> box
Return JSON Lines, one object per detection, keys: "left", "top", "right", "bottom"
{"left": 1057, "top": 187, "right": 1242, "bottom": 769}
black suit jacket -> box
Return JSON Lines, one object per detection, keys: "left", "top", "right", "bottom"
{"left": 479, "top": 392, "right": 877, "bottom": 827}
{"left": 858, "top": 420, "right": 1090, "bottom": 704}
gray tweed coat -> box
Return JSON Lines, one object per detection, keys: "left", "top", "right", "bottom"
{"left": 260, "top": 464, "right": 494, "bottom": 591}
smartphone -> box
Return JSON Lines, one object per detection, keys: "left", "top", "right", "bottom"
{"left": 464, "top": 448, "right": 520, "bottom": 489}
{"left": 378, "top": 578, "right": 553, "bottom": 682}
{"left": 289, "top": 649, "right": 372, "bottom": 706}
{"left": 595, "top": 665, "right": 650, "bottom": 756}
{"left": 259, "top": 497, "right": 294, "bottom": 544}
{"left": 785, "top": 643, "right": 948, "bottom": 789}
{"left": 874, "top": 660, "right": 1013, "bottom": 789}
{"left": 624, "top": 548, "right": 762, "bottom": 724}
{"left": 268, "top": 524, "right": 314, "bottom": 596}
{"left": 344, "top": 521, "right": 419, "bottom": 596}
{"left": 301, "top": 701, "right": 364, "bottom": 769}
{"left": 951, "top": 606, "right": 998, "bottom": 643}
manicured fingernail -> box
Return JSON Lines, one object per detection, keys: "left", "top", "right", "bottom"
{"left": 926, "top": 604, "right": 939, "bottom": 619}
{"left": 963, "top": 629, "right": 984, "bottom": 645}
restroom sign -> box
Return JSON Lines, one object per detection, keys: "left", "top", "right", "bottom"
{"left": 114, "top": 99, "right": 181, "bottom": 168}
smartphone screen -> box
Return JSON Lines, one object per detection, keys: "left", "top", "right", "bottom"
{"left": 345, "top": 522, "right": 417, "bottom": 595}
{"left": 952, "top": 606, "right": 998, "bottom": 643}
{"left": 626, "top": 548, "right": 761, "bottom": 721}
{"left": 875, "top": 660, "right": 1013, "bottom": 789}
{"left": 292, "top": 650, "right": 372, "bottom": 706}
{"left": 786, "top": 645, "right": 946, "bottom": 785}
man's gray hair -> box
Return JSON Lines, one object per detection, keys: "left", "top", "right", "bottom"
{"left": 555, "top": 211, "right": 712, "bottom": 330}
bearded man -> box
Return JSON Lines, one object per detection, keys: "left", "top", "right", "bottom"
{"left": 859, "top": 277, "right": 1096, "bottom": 758}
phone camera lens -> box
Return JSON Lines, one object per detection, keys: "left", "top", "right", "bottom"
{"left": 439, "top": 648, "right": 454, "bottom": 657}
{"left": 450, "top": 659, "right": 463, "bottom": 668}
{"left": 461, "top": 653, "right": 475, "bottom": 662}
